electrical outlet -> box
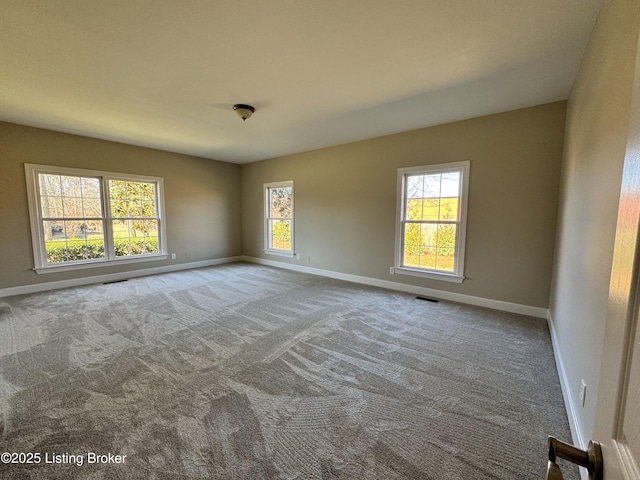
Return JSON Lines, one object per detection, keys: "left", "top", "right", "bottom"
{"left": 580, "top": 380, "right": 587, "bottom": 408}
{"left": 171, "top": 253, "right": 176, "bottom": 260}
{"left": 295, "top": 253, "right": 300, "bottom": 260}
{"left": 389, "top": 267, "right": 395, "bottom": 274}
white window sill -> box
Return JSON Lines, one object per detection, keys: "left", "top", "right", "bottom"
{"left": 393, "top": 266, "right": 464, "bottom": 283}
{"left": 264, "top": 249, "right": 295, "bottom": 258}
{"left": 34, "top": 254, "right": 169, "bottom": 274}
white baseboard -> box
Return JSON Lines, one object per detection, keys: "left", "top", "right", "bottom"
{"left": 241, "top": 255, "right": 549, "bottom": 319}
{"left": 1, "top": 254, "right": 549, "bottom": 320}
{"left": 2, "top": 254, "right": 549, "bottom": 318}
{"left": 547, "top": 310, "right": 588, "bottom": 480}
{"left": 0, "top": 256, "right": 244, "bottom": 298}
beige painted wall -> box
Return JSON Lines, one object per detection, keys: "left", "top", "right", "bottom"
{"left": 549, "top": 0, "right": 640, "bottom": 444}
{"left": 0, "top": 122, "right": 242, "bottom": 289}
{"left": 241, "top": 102, "right": 566, "bottom": 308}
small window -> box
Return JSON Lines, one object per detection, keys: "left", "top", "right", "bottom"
{"left": 264, "top": 181, "right": 294, "bottom": 256}
{"left": 25, "top": 164, "right": 167, "bottom": 273}
{"left": 395, "top": 161, "right": 470, "bottom": 282}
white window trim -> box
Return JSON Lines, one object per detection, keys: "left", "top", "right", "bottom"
{"left": 264, "top": 180, "right": 295, "bottom": 257}
{"left": 394, "top": 161, "right": 470, "bottom": 283}
{"left": 25, "top": 163, "right": 168, "bottom": 274}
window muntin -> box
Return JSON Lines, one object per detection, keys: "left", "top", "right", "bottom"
{"left": 265, "top": 181, "right": 294, "bottom": 255}
{"left": 395, "top": 161, "right": 469, "bottom": 282}
{"left": 25, "top": 164, "right": 166, "bottom": 272}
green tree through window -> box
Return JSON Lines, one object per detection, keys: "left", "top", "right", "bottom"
{"left": 109, "top": 180, "right": 159, "bottom": 256}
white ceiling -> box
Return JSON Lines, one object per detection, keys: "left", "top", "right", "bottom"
{"left": 0, "top": 1, "right": 602, "bottom": 164}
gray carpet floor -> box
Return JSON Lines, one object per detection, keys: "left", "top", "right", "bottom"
{"left": 0, "top": 262, "right": 578, "bottom": 479}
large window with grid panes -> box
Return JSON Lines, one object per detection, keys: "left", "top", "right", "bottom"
{"left": 394, "top": 161, "right": 469, "bottom": 283}
{"left": 25, "top": 163, "right": 167, "bottom": 273}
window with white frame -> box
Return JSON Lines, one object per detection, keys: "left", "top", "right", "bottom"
{"left": 395, "top": 161, "right": 470, "bottom": 282}
{"left": 25, "top": 164, "right": 167, "bottom": 273}
{"left": 264, "top": 181, "right": 294, "bottom": 255}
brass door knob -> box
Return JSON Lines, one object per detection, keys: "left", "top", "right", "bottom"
{"left": 546, "top": 436, "right": 603, "bottom": 480}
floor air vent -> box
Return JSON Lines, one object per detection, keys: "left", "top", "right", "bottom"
{"left": 416, "top": 296, "right": 439, "bottom": 303}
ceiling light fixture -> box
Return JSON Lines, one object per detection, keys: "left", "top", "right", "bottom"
{"left": 233, "top": 104, "right": 255, "bottom": 121}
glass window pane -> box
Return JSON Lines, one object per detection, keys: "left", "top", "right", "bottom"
{"left": 113, "top": 219, "right": 130, "bottom": 256}
{"left": 406, "top": 175, "right": 424, "bottom": 200}
{"left": 139, "top": 183, "right": 157, "bottom": 217}
{"left": 43, "top": 220, "right": 66, "bottom": 243}
{"left": 422, "top": 198, "right": 440, "bottom": 221}
{"left": 40, "top": 174, "right": 62, "bottom": 197}
{"left": 269, "top": 187, "right": 292, "bottom": 218}
{"left": 61, "top": 175, "right": 82, "bottom": 197}
{"left": 439, "top": 197, "right": 458, "bottom": 221}
{"left": 44, "top": 220, "right": 105, "bottom": 263}
{"left": 436, "top": 224, "right": 457, "bottom": 253}
{"left": 402, "top": 222, "right": 423, "bottom": 268}
{"left": 109, "top": 180, "right": 127, "bottom": 217}
{"left": 109, "top": 180, "right": 158, "bottom": 218}
{"left": 128, "top": 183, "right": 142, "bottom": 217}
{"left": 113, "top": 218, "right": 130, "bottom": 238}
{"left": 142, "top": 235, "right": 159, "bottom": 254}
{"left": 405, "top": 172, "right": 461, "bottom": 222}
{"left": 40, "top": 174, "right": 102, "bottom": 220}
{"left": 269, "top": 190, "right": 278, "bottom": 218}
{"left": 40, "top": 196, "right": 63, "bottom": 218}
{"left": 62, "top": 196, "right": 82, "bottom": 217}
{"left": 423, "top": 174, "right": 442, "bottom": 198}
{"left": 113, "top": 219, "right": 159, "bottom": 256}
{"left": 82, "top": 198, "right": 102, "bottom": 217}
{"left": 403, "top": 223, "right": 437, "bottom": 269}
{"left": 83, "top": 220, "right": 104, "bottom": 238}
{"left": 440, "top": 172, "right": 460, "bottom": 221}
{"left": 66, "top": 220, "right": 88, "bottom": 240}
{"left": 81, "top": 177, "right": 101, "bottom": 198}
{"left": 405, "top": 198, "right": 421, "bottom": 220}
{"left": 441, "top": 172, "right": 460, "bottom": 197}
{"left": 140, "top": 219, "right": 158, "bottom": 238}
{"left": 435, "top": 248, "right": 455, "bottom": 272}
{"left": 403, "top": 222, "right": 456, "bottom": 273}
{"left": 421, "top": 223, "right": 438, "bottom": 257}
{"left": 269, "top": 219, "right": 291, "bottom": 250}
{"left": 417, "top": 222, "right": 437, "bottom": 270}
